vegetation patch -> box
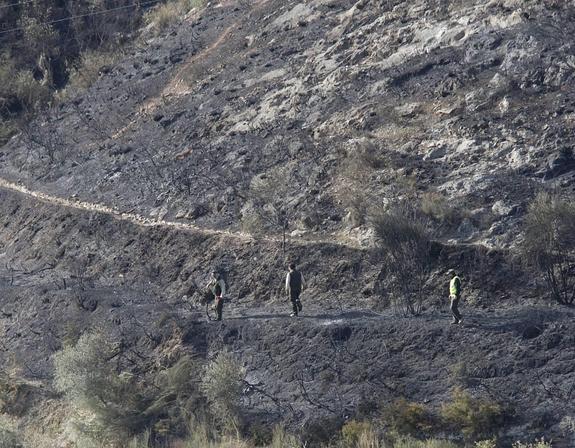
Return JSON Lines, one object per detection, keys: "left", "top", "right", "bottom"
{"left": 440, "top": 387, "right": 504, "bottom": 441}
{"left": 145, "top": 0, "right": 205, "bottom": 35}
{"left": 382, "top": 399, "right": 434, "bottom": 437}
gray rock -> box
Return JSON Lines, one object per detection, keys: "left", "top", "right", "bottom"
{"left": 288, "top": 141, "right": 304, "bottom": 156}
{"left": 544, "top": 149, "right": 575, "bottom": 181}
{"left": 492, "top": 200, "right": 516, "bottom": 217}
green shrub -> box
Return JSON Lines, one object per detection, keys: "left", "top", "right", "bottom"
{"left": 382, "top": 399, "right": 433, "bottom": 436}
{"left": 441, "top": 388, "right": 503, "bottom": 440}
{"left": 201, "top": 351, "right": 245, "bottom": 435}
{"left": 53, "top": 332, "right": 199, "bottom": 445}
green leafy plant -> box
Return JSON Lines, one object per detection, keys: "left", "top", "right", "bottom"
{"left": 53, "top": 332, "right": 199, "bottom": 445}
{"left": 382, "top": 398, "right": 434, "bottom": 436}
{"left": 201, "top": 351, "right": 245, "bottom": 435}
{"left": 441, "top": 387, "right": 503, "bottom": 440}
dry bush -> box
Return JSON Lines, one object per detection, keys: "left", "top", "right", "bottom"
{"left": 270, "top": 426, "right": 300, "bottom": 448}
{"left": 67, "top": 50, "right": 121, "bottom": 90}
{"left": 182, "top": 419, "right": 250, "bottom": 448}
{"left": 420, "top": 192, "right": 464, "bottom": 229}
{"left": 341, "top": 420, "right": 380, "bottom": 447}
{"left": 0, "top": 122, "right": 16, "bottom": 146}
{"left": 0, "top": 53, "right": 17, "bottom": 110}
{"left": 0, "top": 417, "right": 23, "bottom": 448}
{"left": 14, "top": 70, "right": 51, "bottom": 112}
{"left": 145, "top": 0, "right": 204, "bottom": 34}
{"left": 201, "top": 351, "right": 245, "bottom": 435}
{"left": 440, "top": 387, "right": 503, "bottom": 440}
{"left": 336, "top": 142, "right": 385, "bottom": 227}
{"left": 381, "top": 399, "right": 434, "bottom": 437}
{"left": 390, "top": 435, "right": 458, "bottom": 448}
{"left": 0, "top": 370, "right": 38, "bottom": 416}
{"left": 241, "top": 163, "right": 305, "bottom": 251}
{"left": 127, "top": 429, "right": 152, "bottom": 448}
{"left": 370, "top": 203, "right": 435, "bottom": 315}
{"left": 512, "top": 439, "right": 552, "bottom": 448}
{"left": 474, "top": 440, "right": 497, "bottom": 448}
{"left": 520, "top": 192, "right": 575, "bottom": 305}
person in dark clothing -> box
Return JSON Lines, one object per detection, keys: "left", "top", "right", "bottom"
{"left": 207, "top": 270, "right": 226, "bottom": 321}
{"left": 285, "top": 263, "right": 305, "bottom": 317}
{"left": 448, "top": 269, "right": 462, "bottom": 324}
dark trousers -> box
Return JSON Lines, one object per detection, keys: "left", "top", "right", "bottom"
{"left": 450, "top": 295, "right": 461, "bottom": 322}
{"left": 290, "top": 290, "right": 302, "bottom": 315}
{"left": 215, "top": 297, "right": 224, "bottom": 321}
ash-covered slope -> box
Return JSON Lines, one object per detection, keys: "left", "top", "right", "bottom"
{"left": 1, "top": 0, "right": 575, "bottom": 248}
{"left": 1, "top": 0, "right": 575, "bottom": 446}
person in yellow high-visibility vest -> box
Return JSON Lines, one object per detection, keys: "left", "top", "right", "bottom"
{"left": 448, "top": 269, "right": 462, "bottom": 324}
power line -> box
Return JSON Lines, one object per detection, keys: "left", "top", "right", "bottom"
{"left": 0, "top": 0, "right": 36, "bottom": 10}
{"left": 0, "top": 0, "right": 164, "bottom": 36}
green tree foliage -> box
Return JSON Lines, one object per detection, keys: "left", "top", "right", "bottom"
{"left": 521, "top": 192, "right": 575, "bottom": 305}
{"left": 201, "top": 351, "right": 245, "bottom": 435}
{"left": 53, "top": 332, "right": 200, "bottom": 446}
{"left": 440, "top": 387, "right": 503, "bottom": 441}
{"left": 382, "top": 399, "right": 434, "bottom": 436}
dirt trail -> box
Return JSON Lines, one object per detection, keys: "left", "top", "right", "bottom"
{"left": 0, "top": 177, "right": 358, "bottom": 248}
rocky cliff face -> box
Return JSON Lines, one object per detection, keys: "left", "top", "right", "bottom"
{"left": 1, "top": 0, "right": 575, "bottom": 445}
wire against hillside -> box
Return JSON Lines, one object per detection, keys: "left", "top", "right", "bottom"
{"left": 0, "top": 0, "right": 165, "bottom": 36}
{"left": 0, "top": 0, "right": 36, "bottom": 10}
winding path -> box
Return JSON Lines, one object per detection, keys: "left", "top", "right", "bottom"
{"left": 0, "top": 177, "right": 359, "bottom": 248}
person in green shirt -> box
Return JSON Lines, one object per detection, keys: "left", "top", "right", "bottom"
{"left": 448, "top": 269, "right": 462, "bottom": 324}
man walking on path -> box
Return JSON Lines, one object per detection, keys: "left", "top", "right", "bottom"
{"left": 286, "top": 263, "right": 305, "bottom": 317}
{"left": 448, "top": 269, "right": 462, "bottom": 324}
{"left": 207, "top": 270, "right": 226, "bottom": 321}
